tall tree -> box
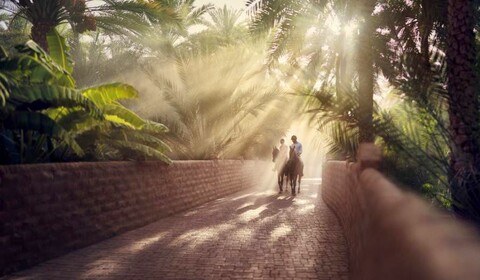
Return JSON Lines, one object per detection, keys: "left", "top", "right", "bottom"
{"left": 71, "top": 0, "right": 212, "bottom": 87}
{"left": 205, "top": 5, "right": 245, "bottom": 43}
{"left": 357, "top": 0, "right": 375, "bottom": 142}
{"left": 182, "top": 5, "right": 246, "bottom": 54}
{"left": 2, "top": 0, "right": 76, "bottom": 50}
{"left": 134, "top": 46, "right": 290, "bottom": 160}
{"left": 141, "top": 0, "right": 213, "bottom": 57}
{"left": 447, "top": 0, "right": 480, "bottom": 222}
{"left": 0, "top": 0, "right": 180, "bottom": 51}
{"left": 247, "top": 0, "right": 377, "bottom": 144}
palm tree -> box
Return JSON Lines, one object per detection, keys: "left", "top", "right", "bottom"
{"left": 0, "top": 31, "right": 171, "bottom": 164}
{"left": 139, "top": 0, "right": 213, "bottom": 57}
{"left": 71, "top": 34, "right": 145, "bottom": 87}
{"left": 447, "top": 0, "right": 480, "bottom": 222}
{"left": 1, "top": 0, "right": 70, "bottom": 50}
{"left": 132, "top": 45, "right": 292, "bottom": 160}
{"left": 69, "top": 0, "right": 212, "bottom": 87}
{"left": 357, "top": 0, "right": 375, "bottom": 142}
{"left": 0, "top": 12, "right": 29, "bottom": 49}
{"left": 247, "top": 0, "right": 378, "bottom": 145}
{"left": 173, "top": 5, "right": 246, "bottom": 55}
{"left": 204, "top": 5, "right": 246, "bottom": 45}
{"left": 0, "top": 0, "right": 180, "bottom": 51}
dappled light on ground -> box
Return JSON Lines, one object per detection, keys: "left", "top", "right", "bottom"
{"left": 5, "top": 177, "right": 349, "bottom": 280}
{"left": 238, "top": 205, "right": 269, "bottom": 223}
{"left": 127, "top": 233, "right": 169, "bottom": 252}
{"left": 269, "top": 223, "right": 292, "bottom": 241}
{"left": 297, "top": 204, "right": 316, "bottom": 215}
{"left": 172, "top": 224, "right": 236, "bottom": 248}
{"left": 81, "top": 259, "right": 120, "bottom": 279}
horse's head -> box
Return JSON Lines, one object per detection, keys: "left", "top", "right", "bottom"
{"left": 289, "top": 147, "right": 298, "bottom": 159}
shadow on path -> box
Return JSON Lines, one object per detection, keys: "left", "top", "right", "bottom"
{"left": 3, "top": 177, "right": 349, "bottom": 280}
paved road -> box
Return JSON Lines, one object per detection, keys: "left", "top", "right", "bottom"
{"left": 5, "top": 177, "right": 349, "bottom": 280}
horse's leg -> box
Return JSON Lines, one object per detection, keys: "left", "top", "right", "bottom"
{"left": 298, "top": 175, "right": 301, "bottom": 193}
{"left": 287, "top": 175, "right": 291, "bottom": 194}
{"left": 290, "top": 175, "right": 296, "bottom": 195}
{"left": 289, "top": 175, "right": 292, "bottom": 193}
{"left": 277, "top": 174, "right": 282, "bottom": 193}
{"left": 281, "top": 175, "right": 284, "bottom": 192}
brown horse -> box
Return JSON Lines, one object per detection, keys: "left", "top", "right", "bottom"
{"left": 284, "top": 147, "right": 303, "bottom": 195}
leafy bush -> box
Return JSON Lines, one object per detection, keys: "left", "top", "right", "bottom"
{"left": 0, "top": 30, "right": 171, "bottom": 164}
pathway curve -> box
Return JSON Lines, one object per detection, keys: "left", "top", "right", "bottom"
{"left": 4, "top": 178, "right": 349, "bottom": 280}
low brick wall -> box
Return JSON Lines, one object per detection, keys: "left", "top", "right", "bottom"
{"left": 322, "top": 160, "right": 480, "bottom": 280}
{"left": 0, "top": 160, "right": 267, "bottom": 276}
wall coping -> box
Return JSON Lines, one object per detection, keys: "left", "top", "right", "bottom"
{"left": 322, "top": 160, "right": 480, "bottom": 280}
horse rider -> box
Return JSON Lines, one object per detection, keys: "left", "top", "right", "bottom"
{"left": 290, "top": 135, "right": 304, "bottom": 176}
{"left": 290, "top": 135, "right": 302, "bottom": 157}
{"left": 274, "top": 138, "right": 289, "bottom": 172}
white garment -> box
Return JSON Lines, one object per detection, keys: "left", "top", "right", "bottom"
{"left": 275, "top": 144, "right": 289, "bottom": 171}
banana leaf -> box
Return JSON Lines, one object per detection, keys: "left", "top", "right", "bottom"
{"left": 82, "top": 83, "right": 138, "bottom": 106}
{"left": 109, "top": 128, "right": 171, "bottom": 152}
{"left": 103, "top": 103, "right": 146, "bottom": 129}
{"left": 0, "top": 46, "right": 7, "bottom": 59}
{"left": 0, "top": 73, "right": 10, "bottom": 107}
{"left": 110, "top": 139, "right": 172, "bottom": 164}
{"left": 16, "top": 40, "right": 75, "bottom": 87}
{"left": 3, "top": 111, "right": 84, "bottom": 157}
{"left": 10, "top": 85, "right": 103, "bottom": 119}
{"left": 54, "top": 109, "right": 99, "bottom": 133}
{"left": 46, "top": 29, "right": 74, "bottom": 75}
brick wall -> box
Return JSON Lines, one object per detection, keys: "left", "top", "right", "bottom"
{"left": 0, "top": 160, "right": 267, "bottom": 276}
{"left": 322, "top": 160, "right": 480, "bottom": 280}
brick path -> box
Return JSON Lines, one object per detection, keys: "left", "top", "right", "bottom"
{"left": 4, "top": 177, "right": 349, "bottom": 280}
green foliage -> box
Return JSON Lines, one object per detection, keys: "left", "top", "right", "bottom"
{"left": 301, "top": 82, "right": 359, "bottom": 159}
{"left": 46, "top": 29, "right": 74, "bottom": 74}
{"left": 69, "top": 1, "right": 214, "bottom": 87}
{"left": 0, "top": 31, "right": 171, "bottom": 164}
{"left": 71, "top": 82, "right": 172, "bottom": 163}
{"left": 4, "top": 0, "right": 183, "bottom": 36}
{"left": 71, "top": 34, "right": 144, "bottom": 87}
{"left": 0, "top": 13, "right": 29, "bottom": 50}
{"left": 246, "top": 0, "right": 457, "bottom": 209}
{"left": 0, "top": 39, "right": 93, "bottom": 163}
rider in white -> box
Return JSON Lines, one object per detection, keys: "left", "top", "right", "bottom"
{"left": 275, "top": 138, "right": 289, "bottom": 172}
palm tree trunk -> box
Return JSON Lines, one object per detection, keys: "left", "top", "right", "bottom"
{"left": 357, "top": 1, "right": 375, "bottom": 143}
{"left": 31, "top": 21, "right": 55, "bottom": 51}
{"left": 447, "top": 0, "right": 480, "bottom": 223}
